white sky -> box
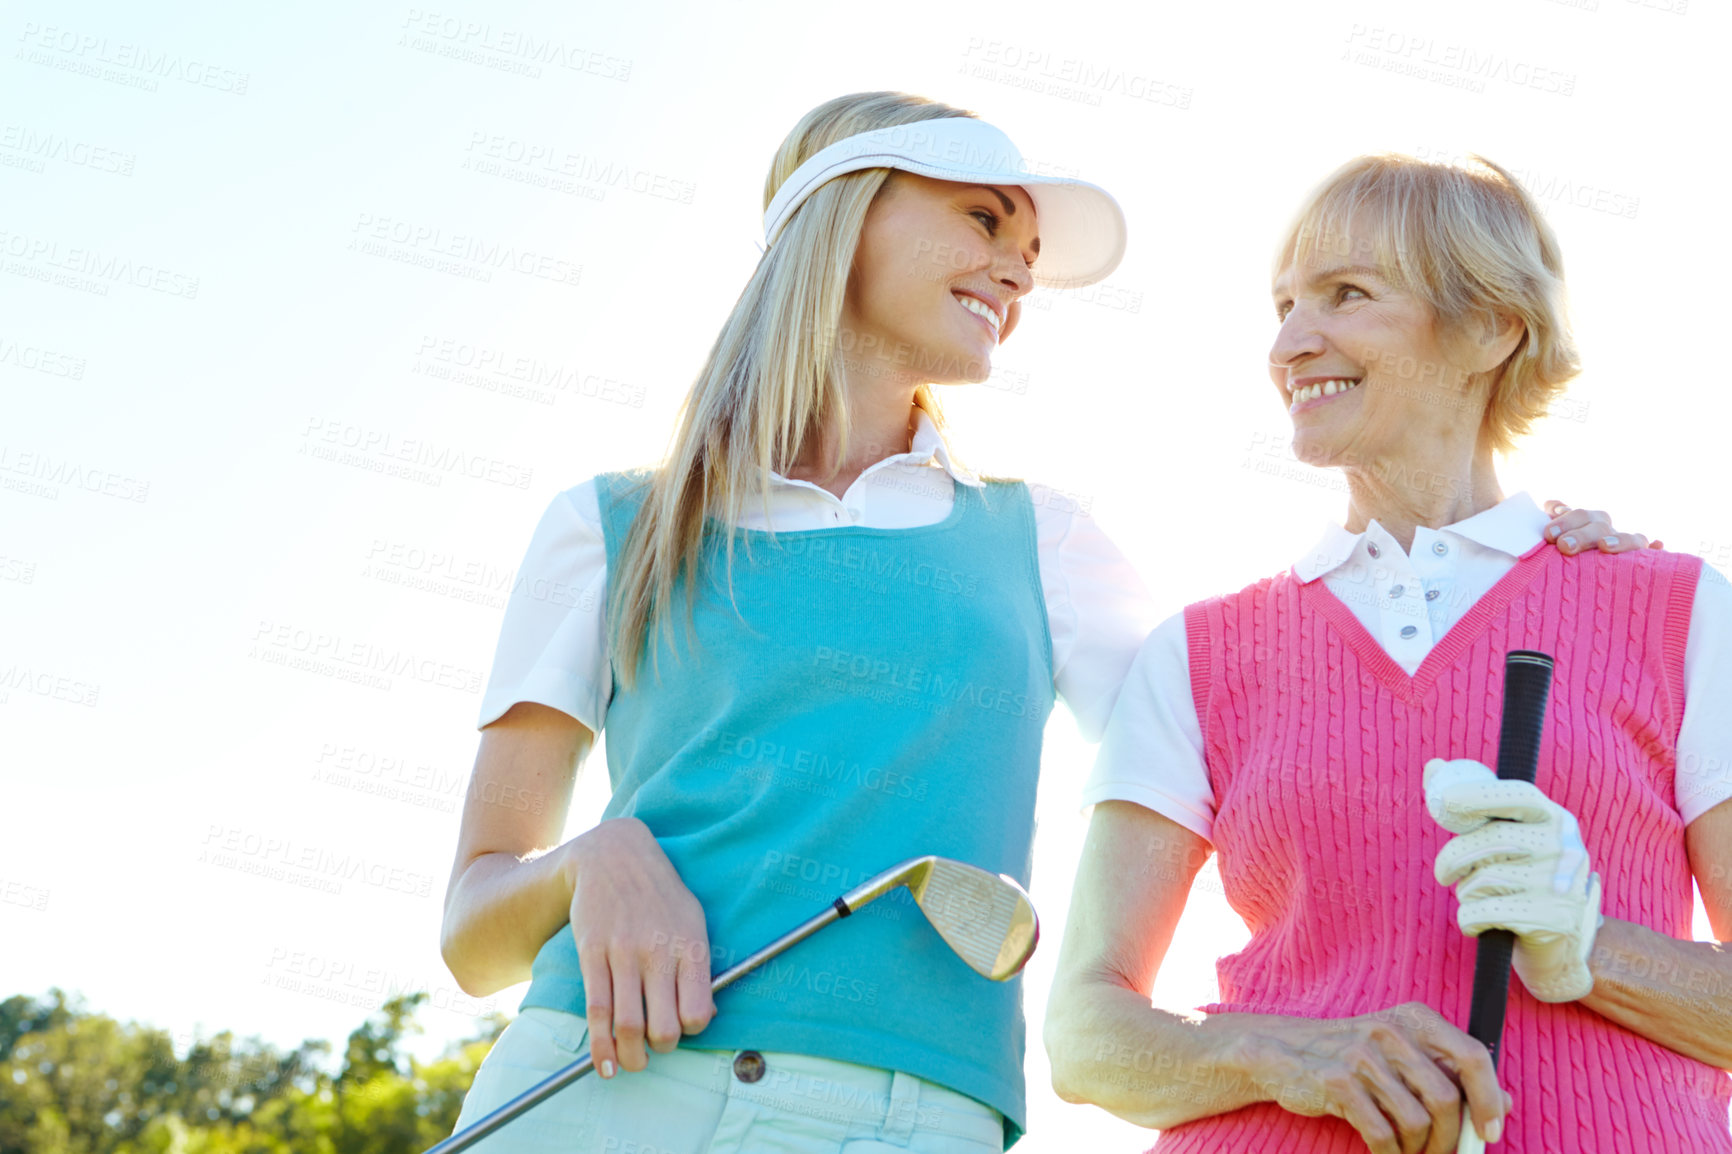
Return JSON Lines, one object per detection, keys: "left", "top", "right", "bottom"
{"left": 3, "top": 0, "right": 1727, "bottom": 1149}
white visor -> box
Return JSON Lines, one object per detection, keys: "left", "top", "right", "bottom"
{"left": 761, "top": 117, "right": 1126, "bottom": 290}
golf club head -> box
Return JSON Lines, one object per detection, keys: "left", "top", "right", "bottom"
{"left": 901, "top": 856, "right": 1039, "bottom": 981}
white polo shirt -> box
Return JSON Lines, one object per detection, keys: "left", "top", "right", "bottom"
{"left": 1084, "top": 492, "right": 1732, "bottom": 839}
{"left": 479, "top": 412, "right": 1158, "bottom": 742}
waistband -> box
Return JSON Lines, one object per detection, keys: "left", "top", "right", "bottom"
{"left": 518, "top": 1006, "right": 1004, "bottom": 1146}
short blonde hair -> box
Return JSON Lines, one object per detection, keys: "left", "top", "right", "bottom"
{"left": 1276, "top": 154, "right": 1580, "bottom": 454}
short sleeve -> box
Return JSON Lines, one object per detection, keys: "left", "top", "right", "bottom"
{"left": 476, "top": 480, "right": 611, "bottom": 732}
{"left": 1031, "top": 487, "right": 1159, "bottom": 742}
{"left": 1678, "top": 562, "right": 1732, "bottom": 825}
{"left": 1080, "top": 610, "right": 1217, "bottom": 843}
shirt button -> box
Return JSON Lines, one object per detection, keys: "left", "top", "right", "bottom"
{"left": 1425, "top": 589, "right": 1440, "bottom": 602}
{"left": 849, "top": 508, "right": 863, "bottom": 522}
{"left": 1400, "top": 625, "right": 1418, "bottom": 639}
{"left": 732, "top": 1051, "right": 766, "bottom": 1083}
{"left": 1367, "top": 542, "right": 1381, "bottom": 559}
{"left": 1389, "top": 584, "right": 1405, "bottom": 598}
{"left": 1432, "top": 541, "right": 1449, "bottom": 556}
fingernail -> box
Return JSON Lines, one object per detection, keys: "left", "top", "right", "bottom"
{"left": 1485, "top": 1116, "right": 1503, "bottom": 1143}
{"left": 600, "top": 1059, "right": 615, "bottom": 1078}
{"left": 1547, "top": 525, "right": 1560, "bottom": 538}
{"left": 1604, "top": 536, "right": 1619, "bottom": 547}
{"left": 1562, "top": 535, "right": 1577, "bottom": 550}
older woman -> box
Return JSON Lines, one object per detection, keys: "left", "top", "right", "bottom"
{"left": 1045, "top": 154, "right": 1732, "bottom": 1154}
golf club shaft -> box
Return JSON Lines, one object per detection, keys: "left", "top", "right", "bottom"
{"left": 1456, "top": 650, "right": 1554, "bottom": 1154}
{"left": 423, "top": 871, "right": 906, "bottom": 1154}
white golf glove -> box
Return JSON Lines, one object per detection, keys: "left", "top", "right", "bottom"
{"left": 1423, "top": 757, "right": 1603, "bottom": 1003}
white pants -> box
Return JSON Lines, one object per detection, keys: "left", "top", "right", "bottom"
{"left": 449, "top": 1007, "right": 1007, "bottom": 1153}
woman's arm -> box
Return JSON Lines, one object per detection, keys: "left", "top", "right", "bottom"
{"left": 1576, "top": 798, "right": 1732, "bottom": 1069}
{"left": 1046, "top": 801, "right": 1509, "bottom": 1153}
{"left": 440, "top": 701, "right": 590, "bottom": 996}
{"left": 1045, "top": 801, "right": 1238, "bottom": 1128}
{"left": 439, "top": 701, "right": 715, "bottom": 1077}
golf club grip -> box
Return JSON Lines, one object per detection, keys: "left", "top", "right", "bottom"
{"left": 1463, "top": 651, "right": 1555, "bottom": 1066}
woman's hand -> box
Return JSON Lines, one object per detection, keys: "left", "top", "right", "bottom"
{"left": 564, "top": 817, "right": 716, "bottom": 1077}
{"left": 1048, "top": 801, "right": 1507, "bottom": 1150}
{"left": 1424, "top": 758, "right": 1604, "bottom": 1003}
{"left": 1542, "top": 500, "right": 1662, "bottom": 553}
{"left": 1246, "top": 1002, "right": 1511, "bottom": 1154}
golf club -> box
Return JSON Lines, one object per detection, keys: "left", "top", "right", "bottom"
{"left": 424, "top": 853, "right": 1039, "bottom": 1154}
{"left": 1456, "top": 649, "right": 1555, "bottom": 1154}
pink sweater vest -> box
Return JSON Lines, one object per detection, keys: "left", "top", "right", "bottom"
{"left": 1153, "top": 544, "right": 1729, "bottom": 1154}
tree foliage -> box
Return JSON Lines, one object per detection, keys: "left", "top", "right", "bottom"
{"left": 0, "top": 989, "right": 506, "bottom": 1154}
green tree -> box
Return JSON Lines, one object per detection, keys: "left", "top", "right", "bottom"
{"left": 0, "top": 989, "right": 506, "bottom": 1154}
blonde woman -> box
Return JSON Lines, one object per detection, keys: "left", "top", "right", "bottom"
{"left": 435, "top": 92, "right": 1154, "bottom": 1153}
{"left": 1046, "top": 155, "right": 1731, "bottom": 1154}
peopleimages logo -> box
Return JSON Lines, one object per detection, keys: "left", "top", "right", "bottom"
{"left": 959, "top": 38, "right": 1194, "bottom": 109}
{"left": 413, "top": 336, "right": 647, "bottom": 407}
{"left": 0, "top": 446, "right": 149, "bottom": 502}
{"left": 200, "top": 826, "right": 434, "bottom": 898}
{"left": 0, "top": 335, "right": 87, "bottom": 379}
{"left": 348, "top": 213, "right": 582, "bottom": 288}
{"left": 0, "top": 125, "right": 135, "bottom": 176}
{"left": 0, "top": 664, "right": 100, "bottom": 706}
{"left": 16, "top": 22, "right": 250, "bottom": 94}
{"left": 0, "top": 228, "right": 199, "bottom": 298}
{"left": 811, "top": 646, "right": 1031, "bottom": 718}
{"left": 1342, "top": 25, "right": 1576, "bottom": 96}
{"left": 250, "top": 619, "right": 486, "bottom": 694}
{"left": 462, "top": 132, "right": 695, "bottom": 204}
{"left": 397, "top": 10, "right": 631, "bottom": 80}
{"left": 771, "top": 536, "right": 980, "bottom": 598}
{"left": 300, "top": 418, "right": 534, "bottom": 489}
{"left": 698, "top": 729, "right": 932, "bottom": 801}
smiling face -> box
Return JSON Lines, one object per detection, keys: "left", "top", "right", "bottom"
{"left": 1268, "top": 241, "right": 1513, "bottom": 470}
{"left": 840, "top": 172, "right": 1039, "bottom": 385}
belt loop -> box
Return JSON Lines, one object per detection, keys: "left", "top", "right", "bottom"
{"left": 878, "top": 1070, "right": 919, "bottom": 1146}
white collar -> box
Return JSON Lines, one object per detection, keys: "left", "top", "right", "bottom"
{"left": 1293, "top": 491, "right": 1549, "bottom": 583}
{"left": 905, "top": 411, "right": 984, "bottom": 488}
{"left": 768, "top": 410, "right": 984, "bottom": 491}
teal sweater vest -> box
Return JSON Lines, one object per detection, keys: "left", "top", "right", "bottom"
{"left": 519, "top": 472, "right": 1055, "bottom": 1143}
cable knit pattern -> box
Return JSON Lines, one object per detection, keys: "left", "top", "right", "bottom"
{"left": 1153, "top": 544, "right": 1729, "bottom": 1154}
